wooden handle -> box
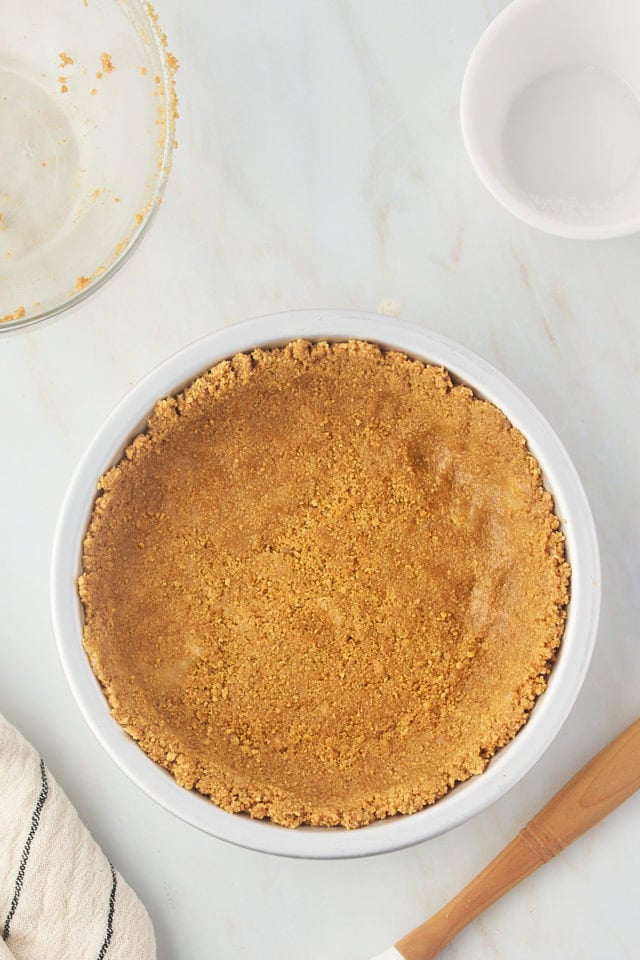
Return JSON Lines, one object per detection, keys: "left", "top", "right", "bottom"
{"left": 395, "top": 718, "right": 640, "bottom": 960}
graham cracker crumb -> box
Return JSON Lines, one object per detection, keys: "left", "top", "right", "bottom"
{"left": 0, "top": 306, "right": 26, "bottom": 324}
{"left": 80, "top": 340, "right": 570, "bottom": 828}
{"left": 100, "top": 52, "right": 115, "bottom": 73}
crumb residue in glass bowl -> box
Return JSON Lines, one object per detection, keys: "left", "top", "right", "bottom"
{"left": 0, "top": 306, "right": 26, "bottom": 324}
{"left": 64, "top": 5, "right": 180, "bottom": 302}
{"left": 146, "top": 2, "right": 180, "bottom": 150}
{"left": 100, "top": 52, "right": 115, "bottom": 73}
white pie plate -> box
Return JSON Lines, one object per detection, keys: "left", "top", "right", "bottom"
{"left": 51, "top": 310, "right": 600, "bottom": 859}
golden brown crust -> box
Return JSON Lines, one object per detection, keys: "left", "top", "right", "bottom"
{"left": 79, "top": 339, "right": 569, "bottom": 828}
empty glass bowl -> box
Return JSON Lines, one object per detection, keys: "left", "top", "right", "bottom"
{"left": 0, "top": 0, "right": 177, "bottom": 334}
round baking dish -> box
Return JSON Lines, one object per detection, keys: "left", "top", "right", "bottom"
{"left": 51, "top": 311, "right": 600, "bottom": 859}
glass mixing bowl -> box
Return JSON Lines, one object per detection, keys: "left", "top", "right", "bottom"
{"left": 0, "top": 0, "right": 177, "bottom": 334}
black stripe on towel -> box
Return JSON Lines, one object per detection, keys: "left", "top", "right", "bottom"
{"left": 96, "top": 863, "right": 118, "bottom": 960}
{"left": 2, "top": 757, "right": 49, "bottom": 941}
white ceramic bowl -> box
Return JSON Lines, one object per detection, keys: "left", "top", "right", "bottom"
{"left": 0, "top": 0, "right": 177, "bottom": 334}
{"left": 461, "top": 0, "right": 640, "bottom": 239}
{"left": 51, "top": 311, "right": 600, "bottom": 859}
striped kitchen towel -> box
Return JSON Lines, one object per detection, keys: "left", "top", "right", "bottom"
{"left": 0, "top": 712, "right": 155, "bottom": 960}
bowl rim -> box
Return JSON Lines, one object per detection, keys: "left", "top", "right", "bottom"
{"left": 0, "top": 0, "right": 176, "bottom": 336}
{"left": 460, "top": 0, "right": 640, "bottom": 240}
{"left": 51, "top": 310, "right": 601, "bottom": 859}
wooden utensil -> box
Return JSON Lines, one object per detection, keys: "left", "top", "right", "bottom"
{"left": 373, "top": 717, "right": 640, "bottom": 960}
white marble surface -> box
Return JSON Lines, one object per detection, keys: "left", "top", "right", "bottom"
{"left": 1, "top": 1, "right": 639, "bottom": 958}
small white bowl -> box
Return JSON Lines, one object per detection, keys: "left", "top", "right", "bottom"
{"left": 461, "top": 0, "right": 640, "bottom": 239}
{"left": 51, "top": 311, "right": 600, "bottom": 859}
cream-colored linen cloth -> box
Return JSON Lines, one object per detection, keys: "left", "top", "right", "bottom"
{"left": 0, "top": 713, "right": 155, "bottom": 959}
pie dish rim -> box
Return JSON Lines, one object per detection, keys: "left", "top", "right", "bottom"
{"left": 51, "top": 309, "right": 600, "bottom": 859}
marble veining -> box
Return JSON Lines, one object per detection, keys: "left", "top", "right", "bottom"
{"left": 0, "top": 2, "right": 639, "bottom": 959}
